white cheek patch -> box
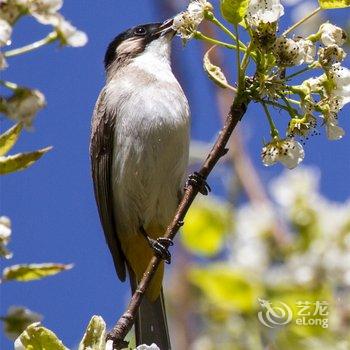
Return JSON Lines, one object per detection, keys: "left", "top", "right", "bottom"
{"left": 116, "top": 37, "right": 143, "bottom": 57}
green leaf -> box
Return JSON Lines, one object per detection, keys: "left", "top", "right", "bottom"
{"left": 1, "top": 306, "right": 42, "bottom": 340}
{"left": 2, "top": 263, "right": 73, "bottom": 282}
{"left": 78, "top": 316, "right": 106, "bottom": 350}
{"left": 0, "top": 123, "right": 23, "bottom": 156}
{"left": 319, "top": 0, "right": 350, "bottom": 8}
{"left": 0, "top": 146, "right": 52, "bottom": 175}
{"left": 182, "top": 198, "right": 232, "bottom": 257}
{"left": 220, "top": 0, "right": 250, "bottom": 24}
{"left": 15, "top": 323, "right": 68, "bottom": 350}
{"left": 203, "top": 47, "right": 233, "bottom": 90}
{"left": 189, "top": 264, "right": 263, "bottom": 313}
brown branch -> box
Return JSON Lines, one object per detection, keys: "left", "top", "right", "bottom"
{"left": 106, "top": 97, "right": 249, "bottom": 349}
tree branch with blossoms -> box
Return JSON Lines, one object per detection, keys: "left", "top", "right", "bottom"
{"left": 106, "top": 0, "right": 350, "bottom": 348}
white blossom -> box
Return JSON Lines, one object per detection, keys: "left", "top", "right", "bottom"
{"left": 287, "top": 251, "right": 319, "bottom": 284}
{"left": 319, "top": 45, "right": 346, "bottom": 67}
{"left": 302, "top": 76, "right": 323, "bottom": 92}
{"left": 329, "top": 64, "right": 350, "bottom": 107}
{"left": 0, "top": 19, "right": 12, "bottom": 47}
{"left": 261, "top": 138, "right": 305, "bottom": 169}
{"left": 0, "top": 216, "right": 11, "bottom": 242}
{"left": 173, "top": 12, "right": 198, "bottom": 41}
{"left": 288, "top": 113, "right": 317, "bottom": 137}
{"left": 0, "top": 216, "right": 12, "bottom": 259}
{"left": 322, "top": 114, "right": 345, "bottom": 140}
{"left": 29, "top": 0, "right": 63, "bottom": 25}
{"left": 188, "top": 0, "right": 212, "bottom": 21}
{"left": 0, "top": 1, "right": 27, "bottom": 24}
{"left": 31, "top": 0, "right": 62, "bottom": 13}
{"left": 5, "top": 89, "right": 46, "bottom": 127}
{"left": 318, "top": 93, "right": 346, "bottom": 141}
{"left": 274, "top": 37, "right": 300, "bottom": 66}
{"left": 247, "top": 0, "right": 284, "bottom": 27}
{"left": 270, "top": 166, "right": 320, "bottom": 207}
{"left": 302, "top": 65, "right": 350, "bottom": 139}
{"left": 55, "top": 15, "right": 88, "bottom": 47}
{"left": 274, "top": 37, "right": 315, "bottom": 66}
{"left": 172, "top": 1, "right": 212, "bottom": 41}
{"left": 319, "top": 23, "right": 347, "bottom": 47}
{"left": 297, "top": 39, "right": 315, "bottom": 64}
{"left": 135, "top": 344, "right": 160, "bottom": 350}
{"left": 230, "top": 204, "right": 273, "bottom": 272}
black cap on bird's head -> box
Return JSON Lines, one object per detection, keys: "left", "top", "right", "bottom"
{"left": 104, "top": 19, "right": 175, "bottom": 71}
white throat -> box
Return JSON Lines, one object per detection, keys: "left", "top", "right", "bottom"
{"left": 130, "top": 36, "right": 174, "bottom": 83}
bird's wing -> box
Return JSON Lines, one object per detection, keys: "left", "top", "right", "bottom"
{"left": 90, "top": 89, "right": 126, "bottom": 281}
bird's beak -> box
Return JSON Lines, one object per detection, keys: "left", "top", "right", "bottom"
{"left": 154, "top": 18, "right": 175, "bottom": 37}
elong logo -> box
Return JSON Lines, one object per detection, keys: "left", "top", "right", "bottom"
{"left": 258, "top": 298, "right": 293, "bottom": 328}
{"left": 257, "top": 299, "right": 329, "bottom": 329}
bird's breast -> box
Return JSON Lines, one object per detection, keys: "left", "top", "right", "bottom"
{"left": 107, "top": 70, "right": 190, "bottom": 237}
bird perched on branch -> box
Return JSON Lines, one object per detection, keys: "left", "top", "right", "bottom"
{"left": 90, "top": 19, "right": 190, "bottom": 349}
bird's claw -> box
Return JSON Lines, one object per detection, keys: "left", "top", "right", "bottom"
{"left": 147, "top": 237, "right": 172, "bottom": 264}
{"left": 186, "top": 172, "right": 211, "bottom": 195}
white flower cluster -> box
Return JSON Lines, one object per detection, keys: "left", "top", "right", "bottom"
{"left": 173, "top": 1, "right": 348, "bottom": 170}
{"left": 0, "top": 0, "right": 87, "bottom": 54}
{"left": 269, "top": 167, "right": 350, "bottom": 287}
{"left": 172, "top": 0, "right": 213, "bottom": 41}
{"left": 230, "top": 167, "right": 350, "bottom": 289}
{"left": 230, "top": 204, "right": 273, "bottom": 273}
{"left": 291, "top": 23, "right": 349, "bottom": 142}
{"left": 256, "top": 15, "right": 349, "bottom": 167}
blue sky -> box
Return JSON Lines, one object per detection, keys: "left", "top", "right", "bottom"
{"left": 1, "top": 1, "right": 349, "bottom": 348}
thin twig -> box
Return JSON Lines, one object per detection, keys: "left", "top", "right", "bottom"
{"left": 4, "top": 32, "right": 58, "bottom": 58}
{"left": 106, "top": 96, "right": 248, "bottom": 349}
{"left": 282, "top": 7, "right": 321, "bottom": 36}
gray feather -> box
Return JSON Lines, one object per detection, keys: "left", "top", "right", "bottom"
{"left": 90, "top": 89, "right": 126, "bottom": 281}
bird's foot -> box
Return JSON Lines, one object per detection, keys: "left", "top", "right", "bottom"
{"left": 140, "top": 227, "right": 173, "bottom": 264}
{"left": 147, "top": 237, "right": 173, "bottom": 264}
{"left": 186, "top": 172, "right": 211, "bottom": 195}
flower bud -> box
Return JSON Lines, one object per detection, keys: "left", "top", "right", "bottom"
{"left": 274, "top": 37, "right": 315, "bottom": 67}
{"left": 319, "top": 45, "right": 346, "bottom": 68}
{"left": 319, "top": 23, "right": 347, "bottom": 47}
{"left": 253, "top": 22, "right": 278, "bottom": 52}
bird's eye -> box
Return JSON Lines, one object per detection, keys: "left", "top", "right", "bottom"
{"left": 134, "top": 27, "right": 147, "bottom": 36}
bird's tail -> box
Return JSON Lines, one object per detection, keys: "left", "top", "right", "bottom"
{"left": 129, "top": 268, "right": 171, "bottom": 350}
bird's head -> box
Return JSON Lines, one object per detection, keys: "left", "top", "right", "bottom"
{"left": 104, "top": 19, "right": 175, "bottom": 73}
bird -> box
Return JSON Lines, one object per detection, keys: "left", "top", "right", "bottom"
{"left": 90, "top": 19, "right": 190, "bottom": 349}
